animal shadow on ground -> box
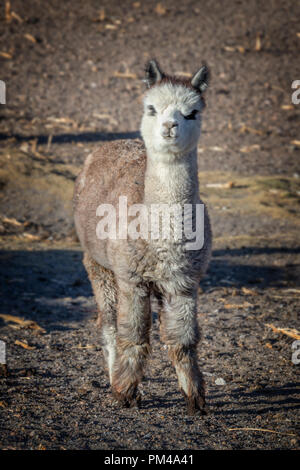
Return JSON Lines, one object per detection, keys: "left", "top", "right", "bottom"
{"left": 204, "top": 246, "right": 300, "bottom": 290}
{"left": 0, "top": 131, "right": 141, "bottom": 145}
{"left": 0, "top": 245, "right": 299, "bottom": 332}
{"left": 209, "top": 382, "right": 300, "bottom": 416}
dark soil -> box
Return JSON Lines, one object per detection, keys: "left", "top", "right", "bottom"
{"left": 0, "top": 0, "right": 299, "bottom": 450}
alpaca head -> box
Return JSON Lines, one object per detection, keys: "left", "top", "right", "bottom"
{"left": 140, "top": 60, "right": 209, "bottom": 158}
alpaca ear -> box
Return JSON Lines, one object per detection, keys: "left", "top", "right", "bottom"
{"left": 144, "top": 60, "right": 164, "bottom": 88}
{"left": 191, "top": 65, "right": 209, "bottom": 93}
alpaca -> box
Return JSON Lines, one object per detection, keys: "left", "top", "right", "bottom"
{"left": 73, "top": 60, "right": 212, "bottom": 415}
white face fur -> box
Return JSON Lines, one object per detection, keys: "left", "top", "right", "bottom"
{"left": 140, "top": 83, "right": 204, "bottom": 157}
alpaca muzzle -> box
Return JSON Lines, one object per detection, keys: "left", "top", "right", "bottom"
{"left": 161, "top": 121, "right": 178, "bottom": 138}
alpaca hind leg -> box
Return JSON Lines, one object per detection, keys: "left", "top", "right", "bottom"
{"left": 83, "top": 252, "right": 117, "bottom": 383}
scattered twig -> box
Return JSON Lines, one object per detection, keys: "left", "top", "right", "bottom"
{"left": 105, "top": 24, "right": 118, "bottom": 30}
{"left": 205, "top": 182, "right": 235, "bottom": 189}
{"left": 11, "top": 11, "right": 23, "bottom": 23}
{"left": 175, "top": 71, "right": 192, "bottom": 77}
{"left": 281, "top": 105, "right": 294, "bottom": 110}
{"left": 0, "top": 51, "right": 12, "bottom": 59}
{"left": 242, "top": 287, "right": 258, "bottom": 296}
{"left": 75, "top": 344, "right": 95, "bottom": 350}
{"left": 239, "top": 124, "right": 264, "bottom": 136}
{"left": 5, "top": 1, "right": 11, "bottom": 22}
{"left": 265, "top": 323, "right": 300, "bottom": 341}
{"left": 113, "top": 71, "right": 137, "bottom": 79}
{"left": 223, "top": 45, "right": 245, "bottom": 53}
{"left": 24, "top": 33, "right": 37, "bottom": 44}
{"left": 23, "top": 232, "right": 41, "bottom": 241}
{"left": 224, "top": 302, "right": 253, "bottom": 309}
{"left": 0, "top": 314, "right": 45, "bottom": 334}
{"left": 284, "top": 289, "right": 300, "bottom": 294}
{"left": 228, "top": 427, "right": 297, "bottom": 437}
{"left": 155, "top": 3, "right": 167, "bottom": 15}
{"left": 209, "top": 146, "right": 224, "bottom": 152}
{"left": 15, "top": 340, "right": 35, "bottom": 350}
{"left": 240, "top": 144, "right": 260, "bottom": 153}
{"left": 46, "top": 134, "right": 53, "bottom": 153}
{"left": 255, "top": 34, "right": 262, "bottom": 51}
{"left": 92, "top": 8, "right": 105, "bottom": 22}
{"left": 1, "top": 216, "right": 22, "bottom": 227}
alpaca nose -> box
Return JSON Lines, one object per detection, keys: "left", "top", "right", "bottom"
{"left": 162, "top": 121, "right": 178, "bottom": 137}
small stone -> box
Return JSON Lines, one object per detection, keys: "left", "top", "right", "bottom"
{"left": 215, "top": 377, "right": 226, "bottom": 386}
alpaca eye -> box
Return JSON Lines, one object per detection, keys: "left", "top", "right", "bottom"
{"left": 147, "top": 105, "right": 156, "bottom": 116}
{"left": 184, "top": 110, "right": 198, "bottom": 120}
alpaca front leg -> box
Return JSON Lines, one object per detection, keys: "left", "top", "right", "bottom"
{"left": 161, "top": 291, "right": 206, "bottom": 415}
{"left": 112, "top": 281, "right": 151, "bottom": 407}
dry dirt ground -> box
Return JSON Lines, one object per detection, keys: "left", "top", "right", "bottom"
{"left": 0, "top": 0, "right": 299, "bottom": 450}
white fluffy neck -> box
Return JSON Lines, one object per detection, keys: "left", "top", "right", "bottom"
{"left": 144, "top": 148, "right": 199, "bottom": 205}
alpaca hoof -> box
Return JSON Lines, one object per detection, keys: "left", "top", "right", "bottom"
{"left": 186, "top": 396, "right": 207, "bottom": 416}
{"left": 112, "top": 388, "right": 141, "bottom": 409}
{"left": 181, "top": 390, "right": 207, "bottom": 416}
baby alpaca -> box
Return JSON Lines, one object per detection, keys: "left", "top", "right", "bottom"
{"left": 73, "top": 60, "right": 212, "bottom": 415}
